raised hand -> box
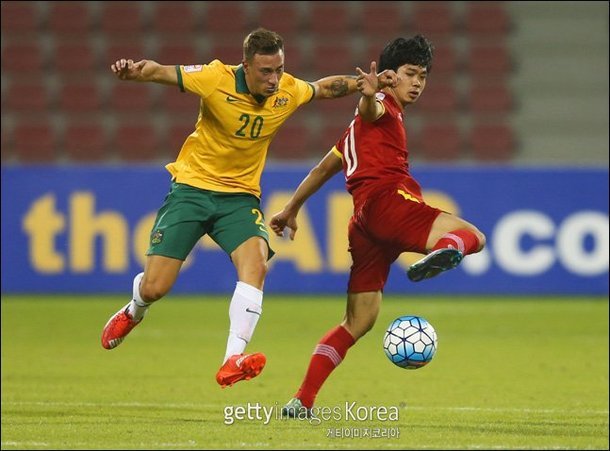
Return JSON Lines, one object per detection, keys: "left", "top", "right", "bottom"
{"left": 110, "top": 58, "right": 147, "bottom": 81}
{"left": 355, "top": 61, "right": 381, "bottom": 97}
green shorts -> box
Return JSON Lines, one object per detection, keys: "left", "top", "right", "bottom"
{"left": 147, "top": 182, "right": 275, "bottom": 261}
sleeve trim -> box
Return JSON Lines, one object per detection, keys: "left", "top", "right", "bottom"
{"left": 175, "top": 65, "right": 184, "bottom": 92}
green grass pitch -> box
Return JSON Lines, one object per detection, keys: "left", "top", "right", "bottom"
{"left": 2, "top": 295, "right": 608, "bottom": 449}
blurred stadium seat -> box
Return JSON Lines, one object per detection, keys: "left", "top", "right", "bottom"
{"left": 468, "top": 123, "right": 516, "bottom": 161}
{"left": 2, "top": 42, "right": 45, "bottom": 73}
{"left": 416, "top": 122, "right": 463, "bottom": 161}
{"left": 268, "top": 122, "right": 315, "bottom": 160}
{"left": 0, "top": 1, "right": 528, "bottom": 166}
{"left": 103, "top": 41, "right": 147, "bottom": 66}
{"left": 151, "top": 1, "right": 198, "bottom": 37}
{"left": 318, "top": 123, "right": 350, "bottom": 153}
{"left": 54, "top": 42, "right": 97, "bottom": 75}
{"left": 357, "top": 3, "right": 406, "bottom": 42}
{"left": 202, "top": 2, "right": 250, "bottom": 36}
{"left": 12, "top": 121, "right": 57, "bottom": 163}
{"left": 159, "top": 89, "right": 200, "bottom": 116}
{"left": 155, "top": 42, "right": 201, "bottom": 65}
{"left": 47, "top": 2, "right": 93, "bottom": 37}
{"left": 310, "top": 42, "right": 358, "bottom": 77}
{"left": 466, "top": 44, "right": 513, "bottom": 80}
{"left": 5, "top": 80, "right": 50, "bottom": 114}
{"left": 255, "top": 2, "right": 302, "bottom": 38}
{"left": 306, "top": 3, "right": 352, "bottom": 38}
{"left": 113, "top": 123, "right": 161, "bottom": 162}
{"left": 100, "top": 3, "right": 146, "bottom": 36}
{"left": 410, "top": 2, "right": 456, "bottom": 40}
{"left": 58, "top": 82, "right": 103, "bottom": 113}
{"left": 416, "top": 81, "right": 459, "bottom": 115}
{"left": 429, "top": 44, "right": 458, "bottom": 79}
{"left": 165, "top": 122, "right": 195, "bottom": 159}
{"left": 63, "top": 123, "right": 108, "bottom": 163}
{"left": 108, "top": 84, "right": 155, "bottom": 113}
{"left": 463, "top": 3, "right": 511, "bottom": 39}
{"left": 208, "top": 43, "right": 244, "bottom": 65}
{"left": 315, "top": 96, "right": 358, "bottom": 127}
{"left": 1, "top": 123, "right": 13, "bottom": 163}
{"left": 1, "top": 1, "right": 39, "bottom": 37}
{"left": 467, "top": 83, "right": 513, "bottom": 115}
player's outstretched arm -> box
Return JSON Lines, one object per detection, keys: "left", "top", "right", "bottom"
{"left": 269, "top": 150, "right": 343, "bottom": 240}
{"left": 110, "top": 58, "right": 178, "bottom": 86}
{"left": 356, "top": 61, "right": 386, "bottom": 122}
{"left": 311, "top": 68, "right": 397, "bottom": 100}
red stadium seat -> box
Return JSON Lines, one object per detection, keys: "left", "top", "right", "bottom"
{"left": 316, "top": 96, "right": 358, "bottom": 128}
{"left": 1, "top": 123, "right": 14, "bottom": 163}
{"left": 463, "top": 3, "right": 511, "bottom": 39}
{"left": 165, "top": 121, "right": 196, "bottom": 159}
{"left": 54, "top": 42, "right": 97, "bottom": 75}
{"left": 416, "top": 122, "right": 463, "bottom": 161}
{"left": 468, "top": 123, "right": 516, "bottom": 162}
{"left": 12, "top": 121, "right": 57, "bottom": 163}
{"left": 318, "top": 123, "right": 350, "bottom": 153}
{"left": 202, "top": 2, "right": 250, "bottom": 37}
{"left": 5, "top": 81, "right": 50, "bottom": 114}
{"left": 255, "top": 2, "right": 302, "bottom": 38}
{"left": 1, "top": 1, "right": 39, "bottom": 37}
{"left": 156, "top": 42, "right": 201, "bottom": 66}
{"left": 100, "top": 3, "right": 146, "bottom": 35}
{"left": 306, "top": 3, "right": 352, "bottom": 38}
{"left": 47, "top": 2, "right": 93, "bottom": 37}
{"left": 151, "top": 1, "right": 198, "bottom": 37}
{"left": 467, "top": 83, "right": 513, "bottom": 115}
{"left": 268, "top": 122, "right": 315, "bottom": 160}
{"left": 466, "top": 44, "right": 513, "bottom": 80}
{"left": 282, "top": 42, "right": 306, "bottom": 75}
{"left": 108, "top": 84, "right": 155, "bottom": 113}
{"left": 1, "top": 42, "right": 45, "bottom": 73}
{"left": 58, "top": 82, "right": 103, "bottom": 113}
{"left": 113, "top": 123, "right": 161, "bottom": 162}
{"left": 310, "top": 42, "right": 358, "bottom": 78}
{"left": 429, "top": 44, "right": 458, "bottom": 79}
{"left": 208, "top": 43, "right": 244, "bottom": 65}
{"left": 63, "top": 123, "right": 108, "bottom": 162}
{"left": 357, "top": 3, "right": 406, "bottom": 42}
{"left": 410, "top": 2, "right": 456, "bottom": 40}
{"left": 158, "top": 89, "right": 200, "bottom": 116}
{"left": 416, "top": 81, "right": 459, "bottom": 115}
{"left": 103, "top": 41, "right": 147, "bottom": 67}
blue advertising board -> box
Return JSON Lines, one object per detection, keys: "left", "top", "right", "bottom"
{"left": 1, "top": 165, "right": 608, "bottom": 295}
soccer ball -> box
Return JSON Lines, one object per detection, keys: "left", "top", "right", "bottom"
{"left": 383, "top": 315, "right": 438, "bottom": 369}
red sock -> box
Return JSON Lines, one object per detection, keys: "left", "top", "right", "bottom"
{"left": 432, "top": 229, "right": 480, "bottom": 255}
{"left": 295, "top": 325, "right": 355, "bottom": 408}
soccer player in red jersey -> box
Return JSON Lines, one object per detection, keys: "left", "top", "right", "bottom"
{"left": 269, "top": 35, "right": 486, "bottom": 416}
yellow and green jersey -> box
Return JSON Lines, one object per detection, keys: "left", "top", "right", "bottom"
{"left": 166, "top": 60, "right": 315, "bottom": 198}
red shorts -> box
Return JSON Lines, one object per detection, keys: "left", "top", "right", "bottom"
{"left": 347, "top": 187, "right": 442, "bottom": 293}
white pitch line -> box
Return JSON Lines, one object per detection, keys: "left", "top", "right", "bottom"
{"left": 2, "top": 401, "right": 608, "bottom": 416}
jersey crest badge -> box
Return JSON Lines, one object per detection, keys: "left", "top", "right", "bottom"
{"left": 183, "top": 65, "right": 203, "bottom": 73}
{"left": 272, "top": 96, "right": 289, "bottom": 108}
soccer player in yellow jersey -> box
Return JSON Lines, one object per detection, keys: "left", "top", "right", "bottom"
{"left": 101, "top": 28, "right": 397, "bottom": 388}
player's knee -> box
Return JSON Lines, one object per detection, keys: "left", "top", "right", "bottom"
{"left": 139, "top": 279, "right": 170, "bottom": 302}
{"left": 247, "top": 259, "right": 269, "bottom": 280}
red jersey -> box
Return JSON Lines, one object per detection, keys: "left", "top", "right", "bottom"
{"left": 335, "top": 93, "right": 424, "bottom": 211}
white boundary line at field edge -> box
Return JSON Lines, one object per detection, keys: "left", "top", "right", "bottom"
{"left": 1, "top": 400, "right": 608, "bottom": 415}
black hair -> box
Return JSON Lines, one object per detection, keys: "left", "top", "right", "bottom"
{"left": 378, "top": 35, "right": 434, "bottom": 73}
